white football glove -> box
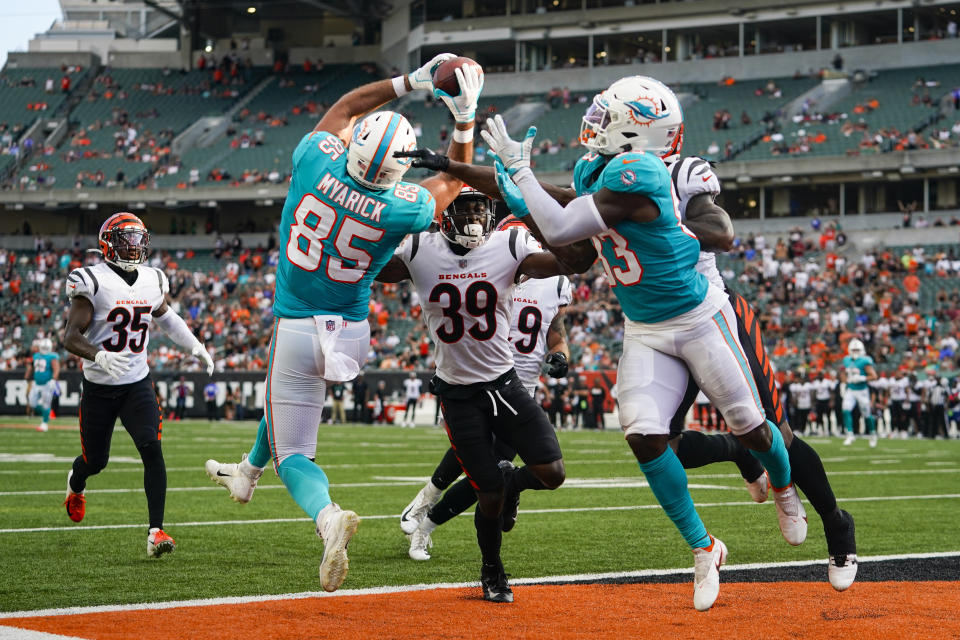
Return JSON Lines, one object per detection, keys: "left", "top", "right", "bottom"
{"left": 435, "top": 63, "right": 483, "bottom": 124}
{"left": 481, "top": 115, "right": 537, "bottom": 175}
{"left": 407, "top": 53, "right": 456, "bottom": 92}
{"left": 94, "top": 351, "right": 132, "bottom": 381}
{"left": 193, "top": 344, "right": 215, "bottom": 376}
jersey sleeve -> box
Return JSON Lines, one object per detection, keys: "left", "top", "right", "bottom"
{"left": 557, "top": 275, "right": 573, "bottom": 306}
{"left": 153, "top": 268, "right": 170, "bottom": 296}
{"left": 598, "top": 151, "right": 669, "bottom": 197}
{"left": 516, "top": 229, "right": 544, "bottom": 261}
{"left": 395, "top": 231, "right": 425, "bottom": 266}
{"left": 671, "top": 157, "right": 720, "bottom": 211}
{"left": 408, "top": 185, "right": 436, "bottom": 234}
{"left": 66, "top": 268, "right": 95, "bottom": 301}
{"left": 292, "top": 130, "right": 341, "bottom": 171}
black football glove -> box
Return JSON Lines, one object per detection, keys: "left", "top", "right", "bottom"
{"left": 393, "top": 148, "right": 450, "bottom": 172}
{"left": 545, "top": 352, "right": 568, "bottom": 378}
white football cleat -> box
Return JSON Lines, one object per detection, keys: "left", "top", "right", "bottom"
{"left": 317, "top": 504, "right": 360, "bottom": 592}
{"left": 692, "top": 535, "right": 727, "bottom": 611}
{"left": 772, "top": 483, "right": 807, "bottom": 546}
{"left": 745, "top": 474, "right": 769, "bottom": 503}
{"left": 408, "top": 525, "right": 433, "bottom": 561}
{"left": 842, "top": 434, "right": 855, "bottom": 446}
{"left": 868, "top": 434, "right": 878, "bottom": 448}
{"left": 399, "top": 483, "right": 441, "bottom": 535}
{"left": 205, "top": 454, "right": 263, "bottom": 504}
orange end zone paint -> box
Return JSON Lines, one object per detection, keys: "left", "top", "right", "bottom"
{"left": 4, "top": 581, "right": 960, "bottom": 640}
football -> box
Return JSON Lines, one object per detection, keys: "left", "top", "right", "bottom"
{"left": 431, "top": 56, "right": 480, "bottom": 97}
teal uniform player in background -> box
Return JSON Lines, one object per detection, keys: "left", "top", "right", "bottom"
{"left": 840, "top": 338, "right": 878, "bottom": 446}
{"left": 204, "top": 53, "right": 483, "bottom": 592}
{"left": 26, "top": 338, "right": 60, "bottom": 432}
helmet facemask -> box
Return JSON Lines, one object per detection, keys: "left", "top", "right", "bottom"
{"left": 440, "top": 192, "right": 495, "bottom": 250}
{"left": 104, "top": 226, "right": 149, "bottom": 271}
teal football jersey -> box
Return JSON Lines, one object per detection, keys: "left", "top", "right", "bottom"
{"left": 572, "top": 151, "right": 707, "bottom": 323}
{"left": 842, "top": 355, "right": 875, "bottom": 390}
{"left": 273, "top": 131, "right": 436, "bottom": 321}
{"left": 32, "top": 352, "right": 59, "bottom": 384}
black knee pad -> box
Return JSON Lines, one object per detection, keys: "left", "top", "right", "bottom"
{"left": 476, "top": 490, "right": 504, "bottom": 520}
{"left": 137, "top": 440, "right": 165, "bottom": 466}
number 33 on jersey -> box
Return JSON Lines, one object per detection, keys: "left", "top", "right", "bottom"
{"left": 275, "top": 130, "right": 436, "bottom": 321}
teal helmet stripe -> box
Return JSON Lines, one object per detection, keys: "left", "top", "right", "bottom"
{"left": 364, "top": 113, "right": 402, "bottom": 182}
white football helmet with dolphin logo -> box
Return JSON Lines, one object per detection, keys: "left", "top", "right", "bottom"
{"left": 579, "top": 75, "right": 684, "bottom": 158}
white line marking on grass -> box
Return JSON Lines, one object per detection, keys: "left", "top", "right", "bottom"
{"left": 0, "top": 628, "right": 86, "bottom": 639}
{"left": 2, "top": 551, "right": 959, "bottom": 619}
{"left": 3, "top": 494, "right": 959, "bottom": 535}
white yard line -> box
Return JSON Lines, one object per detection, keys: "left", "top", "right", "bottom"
{"left": 2, "top": 493, "right": 958, "bottom": 534}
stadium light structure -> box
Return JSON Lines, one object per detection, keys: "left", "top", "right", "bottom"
{"left": 247, "top": 5, "right": 257, "bottom": 13}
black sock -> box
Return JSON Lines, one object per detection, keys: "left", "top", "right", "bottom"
{"left": 431, "top": 448, "right": 463, "bottom": 491}
{"left": 70, "top": 456, "right": 90, "bottom": 492}
{"left": 474, "top": 505, "right": 502, "bottom": 566}
{"left": 512, "top": 465, "right": 549, "bottom": 492}
{"left": 429, "top": 478, "right": 477, "bottom": 526}
{"left": 138, "top": 441, "right": 167, "bottom": 530}
{"left": 787, "top": 436, "right": 841, "bottom": 528}
{"left": 675, "top": 431, "right": 765, "bottom": 482}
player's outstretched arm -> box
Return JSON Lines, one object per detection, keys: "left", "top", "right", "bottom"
{"left": 684, "top": 193, "right": 735, "bottom": 252}
{"left": 394, "top": 150, "right": 576, "bottom": 205}
{"left": 316, "top": 53, "right": 455, "bottom": 141}
{"left": 517, "top": 251, "right": 592, "bottom": 278}
{"left": 374, "top": 255, "right": 411, "bottom": 284}
{"left": 152, "top": 301, "right": 214, "bottom": 375}
{"left": 418, "top": 63, "right": 483, "bottom": 216}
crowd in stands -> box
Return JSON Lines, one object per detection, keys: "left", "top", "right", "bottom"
{"left": 3, "top": 220, "right": 960, "bottom": 436}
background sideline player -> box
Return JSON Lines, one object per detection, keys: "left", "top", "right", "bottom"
{"left": 26, "top": 338, "right": 60, "bottom": 432}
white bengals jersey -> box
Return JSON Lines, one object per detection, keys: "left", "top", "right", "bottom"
{"left": 789, "top": 381, "right": 814, "bottom": 409}
{"left": 66, "top": 263, "right": 169, "bottom": 385}
{"left": 664, "top": 155, "right": 723, "bottom": 289}
{"left": 398, "top": 227, "right": 542, "bottom": 385}
{"left": 509, "top": 275, "right": 573, "bottom": 394}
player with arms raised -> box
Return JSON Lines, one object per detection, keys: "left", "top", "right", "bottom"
{"left": 203, "top": 54, "right": 482, "bottom": 591}
{"left": 376, "top": 188, "right": 592, "bottom": 602}
{"left": 473, "top": 76, "right": 805, "bottom": 611}
{"left": 26, "top": 337, "right": 60, "bottom": 432}
{"left": 62, "top": 212, "right": 214, "bottom": 558}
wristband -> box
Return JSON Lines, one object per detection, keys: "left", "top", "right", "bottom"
{"left": 392, "top": 76, "right": 410, "bottom": 97}
{"left": 453, "top": 126, "right": 474, "bottom": 143}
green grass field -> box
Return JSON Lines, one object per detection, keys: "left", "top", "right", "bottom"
{"left": 1, "top": 417, "right": 958, "bottom": 613}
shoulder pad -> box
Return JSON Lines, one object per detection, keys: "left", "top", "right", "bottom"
{"left": 66, "top": 268, "right": 96, "bottom": 300}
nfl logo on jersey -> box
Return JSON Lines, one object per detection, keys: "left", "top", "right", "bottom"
{"left": 325, "top": 320, "right": 336, "bottom": 332}
{"left": 459, "top": 259, "right": 469, "bottom": 268}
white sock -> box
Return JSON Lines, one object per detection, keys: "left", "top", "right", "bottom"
{"left": 424, "top": 481, "right": 442, "bottom": 501}
{"left": 315, "top": 502, "right": 340, "bottom": 533}
{"left": 420, "top": 517, "right": 438, "bottom": 535}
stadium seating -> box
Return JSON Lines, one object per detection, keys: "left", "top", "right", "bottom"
{"left": 737, "top": 64, "right": 960, "bottom": 161}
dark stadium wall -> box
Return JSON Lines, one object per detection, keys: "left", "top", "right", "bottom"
{"left": 0, "top": 370, "right": 438, "bottom": 418}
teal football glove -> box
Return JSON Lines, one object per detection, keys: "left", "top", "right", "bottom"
{"left": 494, "top": 158, "right": 529, "bottom": 217}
